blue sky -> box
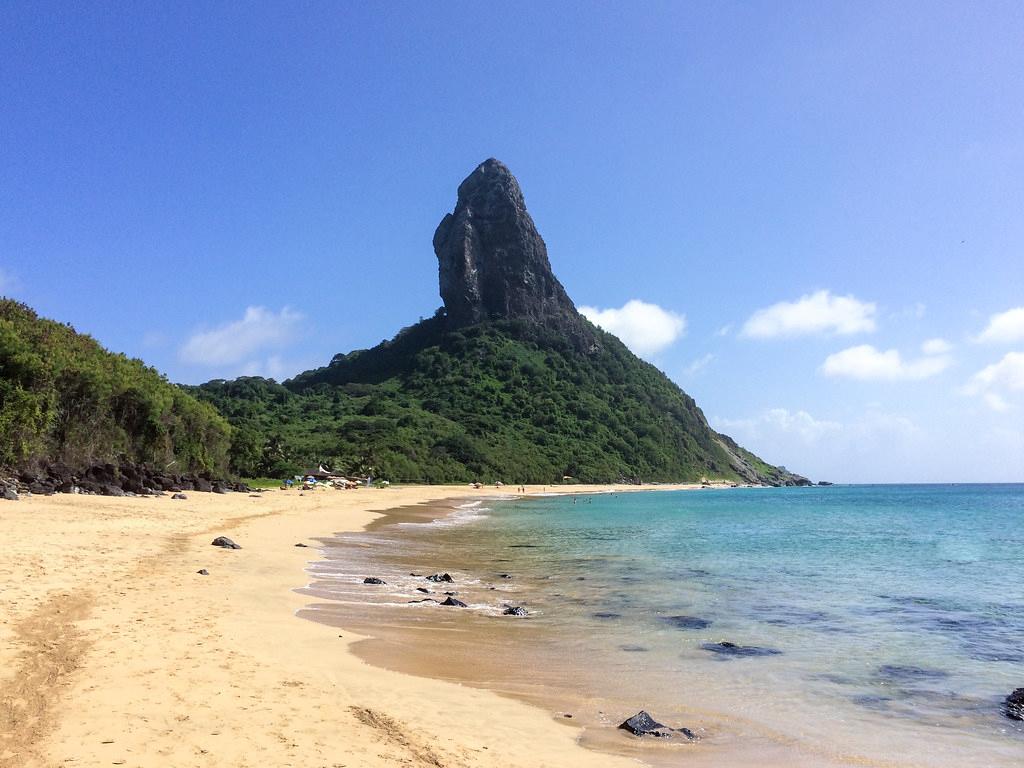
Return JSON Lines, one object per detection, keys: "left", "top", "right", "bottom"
{"left": 2, "top": 1, "right": 1022, "bottom": 482}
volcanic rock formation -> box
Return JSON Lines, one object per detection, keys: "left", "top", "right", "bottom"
{"left": 434, "top": 159, "right": 591, "bottom": 343}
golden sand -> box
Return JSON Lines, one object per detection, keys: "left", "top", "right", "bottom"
{"left": 0, "top": 484, "right": 697, "bottom": 767}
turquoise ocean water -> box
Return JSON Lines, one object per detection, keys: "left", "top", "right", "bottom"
{"left": 303, "top": 484, "right": 1024, "bottom": 766}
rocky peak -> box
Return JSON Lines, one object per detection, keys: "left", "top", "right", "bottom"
{"left": 433, "top": 159, "right": 586, "bottom": 338}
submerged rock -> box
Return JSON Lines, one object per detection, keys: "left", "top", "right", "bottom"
{"left": 440, "top": 596, "right": 467, "bottom": 607}
{"left": 416, "top": 587, "right": 430, "bottom": 594}
{"left": 211, "top": 536, "right": 241, "bottom": 550}
{"left": 426, "top": 573, "right": 454, "bottom": 583}
{"left": 660, "top": 615, "right": 712, "bottom": 630}
{"left": 1003, "top": 688, "right": 1024, "bottom": 720}
{"left": 503, "top": 606, "right": 528, "bottom": 616}
{"left": 618, "top": 710, "right": 697, "bottom": 739}
{"left": 700, "top": 641, "right": 781, "bottom": 658}
{"left": 363, "top": 577, "right": 386, "bottom": 585}
{"left": 875, "top": 664, "right": 949, "bottom": 682}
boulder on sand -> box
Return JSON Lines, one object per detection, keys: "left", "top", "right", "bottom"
{"left": 440, "top": 596, "right": 467, "bottom": 607}
{"left": 211, "top": 536, "right": 241, "bottom": 549}
{"left": 426, "top": 573, "right": 454, "bottom": 583}
{"left": 363, "top": 577, "right": 386, "bottom": 585}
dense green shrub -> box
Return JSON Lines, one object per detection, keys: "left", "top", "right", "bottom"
{"left": 0, "top": 299, "right": 230, "bottom": 473}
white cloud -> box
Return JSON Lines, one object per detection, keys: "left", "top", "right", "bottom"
{"left": 821, "top": 344, "right": 952, "bottom": 381}
{"left": 741, "top": 290, "right": 877, "bottom": 339}
{"left": 580, "top": 299, "right": 685, "bottom": 357}
{"left": 0, "top": 267, "right": 20, "bottom": 294}
{"left": 681, "top": 353, "right": 715, "bottom": 377}
{"left": 890, "top": 302, "right": 927, "bottom": 321}
{"left": 179, "top": 306, "right": 304, "bottom": 367}
{"left": 921, "top": 337, "right": 952, "bottom": 355}
{"left": 976, "top": 307, "right": 1024, "bottom": 344}
{"left": 238, "top": 354, "right": 312, "bottom": 381}
{"left": 141, "top": 331, "right": 169, "bottom": 349}
{"left": 962, "top": 351, "right": 1024, "bottom": 411}
{"left": 715, "top": 323, "right": 733, "bottom": 337}
{"left": 717, "top": 408, "right": 843, "bottom": 444}
{"left": 713, "top": 407, "right": 921, "bottom": 482}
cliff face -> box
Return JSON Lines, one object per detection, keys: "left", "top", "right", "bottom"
{"left": 433, "top": 159, "right": 592, "bottom": 344}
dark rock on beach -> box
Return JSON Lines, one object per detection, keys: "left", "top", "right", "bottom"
{"left": 618, "top": 710, "right": 697, "bottom": 739}
{"left": 503, "top": 606, "right": 528, "bottom": 616}
{"left": 416, "top": 587, "right": 430, "bottom": 593}
{"left": 363, "top": 577, "right": 386, "bottom": 585}
{"left": 700, "top": 641, "right": 781, "bottom": 658}
{"left": 427, "top": 573, "right": 454, "bottom": 583}
{"left": 211, "top": 536, "right": 241, "bottom": 549}
{"left": 196, "top": 569, "right": 209, "bottom": 576}
{"left": 1003, "top": 688, "right": 1024, "bottom": 720}
{"left": 13, "top": 461, "right": 253, "bottom": 498}
{"left": 171, "top": 493, "right": 187, "bottom": 500}
{"left": 440, "top": 596, "right": 467, "bottom": 607}
{"left": 294, "top": 543, "right": 308, "bottom": 547}
{"left": 2, "top": 487, "right": 18, "bottom": 501}
{"left": 660, "top": 615, "right": 712, "bottom": 630}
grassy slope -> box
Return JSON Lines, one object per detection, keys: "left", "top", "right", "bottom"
{"left": 194, "top": 316, "right": 789, "bottom": 484}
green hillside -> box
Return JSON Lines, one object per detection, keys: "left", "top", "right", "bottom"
{"left": 193, "top": 315, "right": 802, "bottom": 485}
{"left": 0, "top": 299, "right": 231, "bottom": 475}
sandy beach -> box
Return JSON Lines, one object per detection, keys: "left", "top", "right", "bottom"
{"left": 0, "top": 484, "right": 698, "bottom": 768}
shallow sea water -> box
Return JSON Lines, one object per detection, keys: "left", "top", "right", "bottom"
{"left": 299, "top": 485, "right": 1024, "bottom": 767}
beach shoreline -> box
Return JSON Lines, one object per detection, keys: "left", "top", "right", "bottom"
{"left": 0, "top": 483, "right": 701, "bottom": 768}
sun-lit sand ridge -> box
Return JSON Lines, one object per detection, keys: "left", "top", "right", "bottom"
{"left": 0, "top": 484, "right": 699, "bottom": 767}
